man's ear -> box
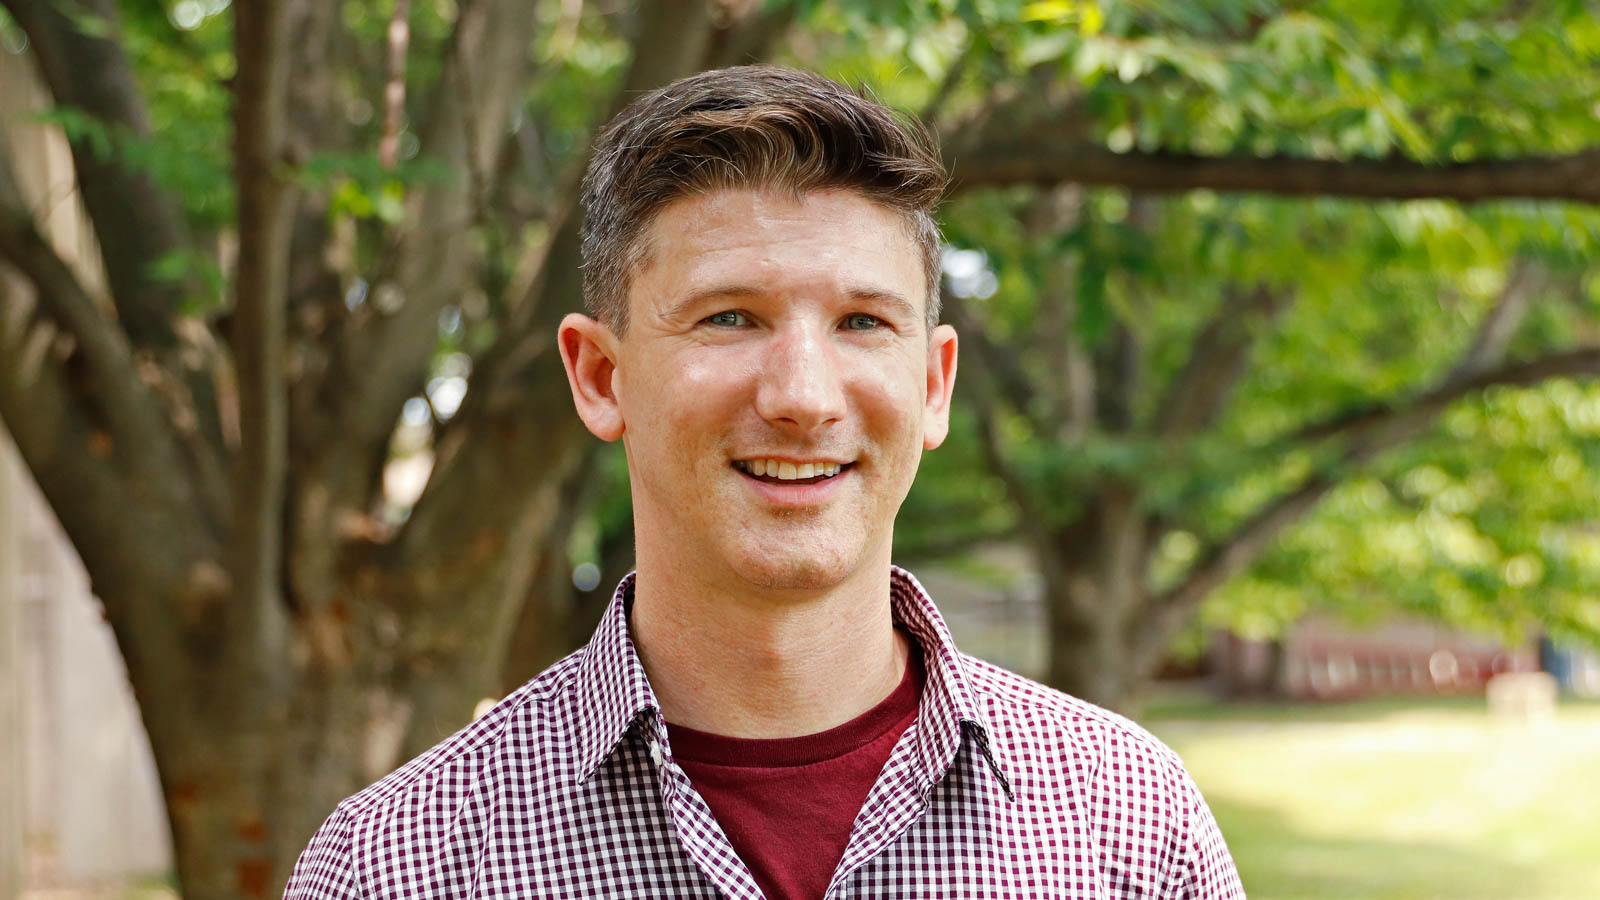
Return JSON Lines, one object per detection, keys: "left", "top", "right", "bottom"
{"left": 922, "top": 323, "right": 958, "bottom": 450}
{"left": 558, "top": 313, "right": 625, "bottom": 442}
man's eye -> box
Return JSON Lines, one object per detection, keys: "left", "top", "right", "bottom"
{"left": 705, "top": 311, "right": 749, "bottom": 327}
{"left": 844, "top": 313, "right": 882, "bottom": 331}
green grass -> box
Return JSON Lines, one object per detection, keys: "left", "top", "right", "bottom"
{"left": 1146, "top": 698, "right": 1600, "bottom": 900}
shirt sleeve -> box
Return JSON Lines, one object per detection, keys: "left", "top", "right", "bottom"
{"left": 283, "top": 808, "right": 363, "bottom": 900}
{"left": 1164, "top": 769, "right": 1245, "bottom": 899}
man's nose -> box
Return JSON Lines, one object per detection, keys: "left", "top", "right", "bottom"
{"left": 754, "top": 322, "right": 846, "bottom": 432}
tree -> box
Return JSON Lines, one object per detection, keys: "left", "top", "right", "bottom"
{"left": 900, "top": 1, "right": 1600, "bottom": 710}
{"left": 1, "top": 2, "right": 1599, "bottom": 898}
{"left": 936, "top": 191, "right": 1600, "bottom": 711}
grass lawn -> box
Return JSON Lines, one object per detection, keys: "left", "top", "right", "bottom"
{"left": 1145, "top": 697, "right": 1600, "bottom": 900}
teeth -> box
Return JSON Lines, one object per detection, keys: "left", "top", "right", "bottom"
{"left": 738, "top": 459, "right": 845, "bottom": 480}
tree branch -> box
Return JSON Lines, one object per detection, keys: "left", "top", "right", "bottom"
{"left": 3, "top": 0, "right": 232, "bottom": 521}
{"left": 498, "top": 440, "right": 607, "bottom": 692}
{"left": 1150, "top": 470, "right": 1335, "bottom": 647}
{"left": 700, "top": 0, "right": 799, "bottom": 70}
{"left": 387, "top": 349, "right": 593, "bottom": 758}
{"left": 942, "top": 293, "right": 1041, "bottom": 425}
{"left": 1151, "top": 283, "right": 1291, "bottom": 438}
{"left": 378, "top": 0, "right": 413, "bottom": 171}
{"left": 1017, "top": 186, "right": 1090, "bottom": 436}
{"left": 1153, "top": 266, "right": 1588, "bottom": 632}
{"left": 1287, "top": 344, "right": 1592, "bottom": 453}
{"left": 1245, "top": 260, "right": 1548, "bottom": 454}
{"left": 0, "top": 0, "right": 193, "bottom": 347}
{"left": 487, "top": 3, "right": 721, "bottom": 380}
{"left": 230, "top": 0, "right": 296, "bottom": 653}
{"left": 1154, "top": 345, "right": 1600, "bottom": 631}
{"left": 0, "top": 138, "right": 193, "bottom": 493}
{"left": 968, "top": 372, "right": 1048, "bottom": 538}
{"left": 1093, "top": 321, "right": 1141, "bottom": 432}
{"left": 919, "top": 34, "right": 977, "bottom": 127}
{"left": 276, "top": 0, "right": 543, "bottom": 623}
{"left": 942, "top": 293, "right": 1049, "bottom": 535}
{"left": 1089, "top": 196, "right": 1160, "bottom": 434}
{"left": 947, "top": 136, "right": 1600, "bottom": 204}
{"left": 1442, "top": 258, "right": 1544, "bottom": 383}
{"left": 0, "top": 265, "right": 225, "bottom": 651}
{"left": 314, "top": 0, "right": 539, "bottom": 488}
{"left": 278, "top": 0, "right": 371, "bottom": 602}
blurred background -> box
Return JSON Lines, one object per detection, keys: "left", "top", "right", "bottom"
{"left": 2, "top": 1, "right": 1599, "bottom": 898}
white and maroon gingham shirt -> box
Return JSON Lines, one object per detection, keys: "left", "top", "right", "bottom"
{"left": 285, "top": 567, "right": 1243, "bottom": 899}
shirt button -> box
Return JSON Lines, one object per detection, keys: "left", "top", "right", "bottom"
{"left": 648, "top": 740, "right": 664, "bottom": 767}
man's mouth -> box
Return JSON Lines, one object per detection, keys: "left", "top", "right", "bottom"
{"left": 733, "top": 458, "right": 852, "bottom": 485}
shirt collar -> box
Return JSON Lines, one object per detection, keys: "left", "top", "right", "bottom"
{"left": 568, "top": 566, "right": 1013, "bottom": 800}
{"left": 888, "top": 566, "right": 1014, "bottom": 802}
{"left": 570, "top": 574, "right": 661, "bottom": 782}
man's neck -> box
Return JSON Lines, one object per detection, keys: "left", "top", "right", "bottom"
{"left": 628, "top": 556, "right": 911, "bottom": 739}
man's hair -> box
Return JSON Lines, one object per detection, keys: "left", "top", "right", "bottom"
{"left": 580, "top": 65, "right": 948, "bottom": 333}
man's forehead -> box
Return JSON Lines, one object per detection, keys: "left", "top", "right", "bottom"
{"left": 627, "top": 187, "right": 925, "bottom": 305}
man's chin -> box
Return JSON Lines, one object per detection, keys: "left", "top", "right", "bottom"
{"left": 725, "top": 545, "right": 861, "bottom": 593}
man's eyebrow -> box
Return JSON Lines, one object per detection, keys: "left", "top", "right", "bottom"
{"left": 663, "top": 285, "right": 764, "bottom": 320}
{"left": 664, "top": 285, "right": 920, "bottom": 322}
{"left": 844, "top": 288, "right": 919, "bottom": 322}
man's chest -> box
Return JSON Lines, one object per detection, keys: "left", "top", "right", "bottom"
{"left": 350, "top": 744, "right": 1156, "bottom": 900}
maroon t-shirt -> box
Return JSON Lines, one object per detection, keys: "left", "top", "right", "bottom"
{"left": 666, "top": 640, "right": 926, "bottom": 900}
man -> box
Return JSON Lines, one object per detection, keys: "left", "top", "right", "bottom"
{"left": 286, "top": 65, "right": 1242, "bottom": 899}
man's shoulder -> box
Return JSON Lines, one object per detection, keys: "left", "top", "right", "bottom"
{"left": 284, "top": 650, "right": 599, "bottom": 897}
{"left": 950, "top": 654, "right": 1241, "bottom": 895}
{"left": 955, "top": 652, "right": 1194, "bottom": 791}
{"left": 333, "top": 648, "right": 587, "bottom": 823}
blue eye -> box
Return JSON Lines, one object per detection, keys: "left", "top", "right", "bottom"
{"left": 844, "top": 313, "right": 882, "bottom": 331}
{"left": 706, "top": 311, "right": 748, "bottom": 327}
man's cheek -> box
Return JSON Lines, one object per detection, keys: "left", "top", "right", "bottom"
{"left": 856, "top": 381, "right": 923, "bottom": 438}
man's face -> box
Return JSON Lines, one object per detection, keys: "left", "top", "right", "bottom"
{"left": 593, "top": 187, "right": 957, "bottom": 592}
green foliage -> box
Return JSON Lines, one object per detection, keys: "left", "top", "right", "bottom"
{"left": 117, "top": 1, "right": 235, "bottom": 224}
{"left": 299, "top": 152, "right": 453, "bottom": 224}
{"left": 148, "top": 247, "right": 225, "bottom": 314}
{"left": 1214, "top": 381, "right": 1600, "bottom": 649}
{"left": 33, "top": 103, "right": 232, "bottom": 224}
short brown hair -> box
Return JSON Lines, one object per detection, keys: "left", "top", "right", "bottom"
{"left": 580, "top": 65, "right": 947, "bottom": 333}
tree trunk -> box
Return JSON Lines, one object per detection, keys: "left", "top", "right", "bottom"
{"left": 146, "top": 659, "right": 398, "bottom": 900}
{"left": 1037, "top": 489, "right": 1159, "bottom": 716}
{"left": 497, "top": 444, "right": 605, "bottom": 691}
{"left": 1042, "top": 580, "right": 1157, "bottom": 716}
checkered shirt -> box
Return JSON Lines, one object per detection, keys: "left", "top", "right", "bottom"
{"left": 285, "top": 567, "right": 1243, "bottom": 899}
